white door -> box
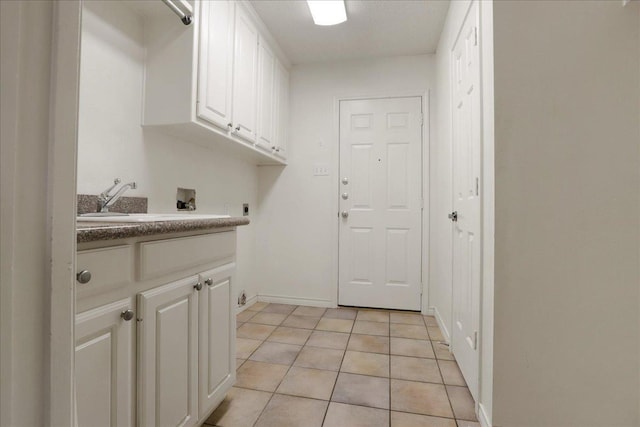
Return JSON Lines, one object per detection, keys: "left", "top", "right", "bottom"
{"left": 198, "top": 263, "right": 236, "bottom": 418}
{"left": 256, "top": 37, "right": 275, "bottom": 151}
{"left": 137, "top": 276, "right": 200, "bottom": 427}
{"left": 339, "top": 97, "right": 423, "bottom": 310}
{"left": 231, "top": 6, "right": 259, "bottom": 143}
{"left": 451, "top": 1, "right": 481, "bottom": 401}
{"left": 197, "top": 0, "right": 235, "bottom": 131}
{"left": 75, "top": 298, "right": 135, "bottom": 427}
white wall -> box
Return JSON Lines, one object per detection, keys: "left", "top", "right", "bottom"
{"left": 256, "top": 55, "right": 434, "bottom": 306}
{"left": 492, "top": 1, "right": 639, "bottom": 426}
{"left": 77, "top": 1, "right": 259, "bottom": 302}
{"left": 0, "top": 1, "right": 53, "bottom": 425}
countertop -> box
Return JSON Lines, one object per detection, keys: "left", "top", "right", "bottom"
{"left": 77, "top": 216, "right": 250, "bottom": 243}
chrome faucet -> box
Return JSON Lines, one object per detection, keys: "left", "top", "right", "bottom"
{"left": 99, "top": 178, "right": 137, "bottom": 213}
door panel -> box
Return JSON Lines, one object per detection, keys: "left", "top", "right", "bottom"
{"left": 138, "top": 276, "right": 199, "bottom": 427}
{"left": 339, "top": 97, "right": 422, "bottom": 310}
{"left": 451, "top": 1, "right": 481, "bottom": 401}
{"left": 232, "top": 7, "right": 259, "bottom": 143}
{"left": 257, "top": 38, "right": 275, "bottom": 150}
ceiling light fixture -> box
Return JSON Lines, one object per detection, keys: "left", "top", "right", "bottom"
{"left": 307, "top": 0, "right": 347, "bottom": 26}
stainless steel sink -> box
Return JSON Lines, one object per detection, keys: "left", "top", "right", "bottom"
{"left": 77, "top": 213, "right": 230, "bottom": 223}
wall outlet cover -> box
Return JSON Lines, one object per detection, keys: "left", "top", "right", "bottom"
{"left": 313, "top": 163, "right": 330, "bottom": 176}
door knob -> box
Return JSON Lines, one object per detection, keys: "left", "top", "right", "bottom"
{"left": 341, "top": 211, "right": 349, "bottom": 218}
{"left": 341, "top": 177, "right": 349, "bottom": 185}
{"left": 204, "top": 278, "right": 213, "bottom": 286}
{"left": 341, "top": 193, "right": 349, "bottom": 200}
{"left": 448, "top": 211, "right": 458, "bottom": 222}
{"left": 120, "top": 309, "right": 134, "bottom": 321}
{"left": 235, "top": 125, "right": 241, "bottom": 132}
{"left": 76, "top": 270, "right": 91, "bottom": 284}
{"left": 194, "top": 282, "right": 203, "bottom": 291}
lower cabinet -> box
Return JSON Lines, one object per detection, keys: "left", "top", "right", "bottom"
{"left": 75, "top": 298, "right": 135, "bottom": 427}
{"left": 75, "top": 258, "right": 236, "bottom": 427}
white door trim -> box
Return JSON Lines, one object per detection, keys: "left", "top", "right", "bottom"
{"left": 48, "top": 1, "right": 82, "bottom": 425}
{"left": 331, "top": 90, "right": 430, "bottom": 313}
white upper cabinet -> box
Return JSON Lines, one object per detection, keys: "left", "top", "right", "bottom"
{"left": 231, "top": 6, "right": 260, "bottom": 143}
{"left": 143, "top": 1, "right": 290, "bottom": 165}
{"left": 197, "top": 0, "right": 234, "bottom": 130}
{"left": 274, "top": 60, "right": 290, "bottom": 158}
{"left": 256, "top": 37, "right": 276, "bottom": 151}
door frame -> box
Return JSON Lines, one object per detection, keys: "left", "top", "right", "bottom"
{"left": 331, "top": 91, "right": 430, "bottom": 313}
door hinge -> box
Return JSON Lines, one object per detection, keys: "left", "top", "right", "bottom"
{"left": 475, "top": 177, "right": 479, "bottom": 196}
{"left": 474, "top": 27, "right": 478, "bottom": 46}
{"left": 420, "top": 113, "right": 424, "bottom": 125}
{"left": 473, "top": 330, "right": 478, "bottom": 350}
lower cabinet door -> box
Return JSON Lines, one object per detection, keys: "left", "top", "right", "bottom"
{"left": 198, "top": 263, "right": 236, "bottom": 418}
{"left": 137, "top": 275, "right": 200, "bottom": 427}
{"left": 75, "top": 298, "right": 135, "bottom": 427}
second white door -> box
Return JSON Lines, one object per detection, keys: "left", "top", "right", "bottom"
{"left": 339, "top": 97, "right": 423, "bottom": 311}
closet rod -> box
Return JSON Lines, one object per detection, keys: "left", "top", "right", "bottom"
{"left": 161, "top": 0, "right": 192, "bottom": 25}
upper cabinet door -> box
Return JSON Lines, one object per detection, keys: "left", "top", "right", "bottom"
{"left": 197, "top": 0, "right": 235, "bottom": 131}
{"left": 256, "top": 37, "right": 276, "bottom": 150}
{"left": 274, "top": 60, "right": 290, "bottom": 158}
{"left": 232, "top": 6, "right": 259, "bottom": 143}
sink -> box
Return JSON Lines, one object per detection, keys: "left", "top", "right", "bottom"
{"left": 78, "top": 213, "right": 230, "bottom": 223}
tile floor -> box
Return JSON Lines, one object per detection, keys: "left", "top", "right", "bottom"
{"left": 204, "top": 303, "right": 479, "bottom": 427}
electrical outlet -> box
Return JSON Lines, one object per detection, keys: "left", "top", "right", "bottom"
{"left": 313, "top": 163, "right": 329, "bottom": 176}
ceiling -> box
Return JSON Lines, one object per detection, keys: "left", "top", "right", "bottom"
{"left": 250, "top": 0, "right": 450, "bottom": 65}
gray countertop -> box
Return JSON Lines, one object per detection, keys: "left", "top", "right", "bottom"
{"left": 77, "top": 216, "right": 250, "bottom": 243}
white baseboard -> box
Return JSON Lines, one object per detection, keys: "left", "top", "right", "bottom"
{"left": 432, "top": 306, "right": 451, "bottom": 343}
{"left": 478, "top": 402, "right": 492, "bottom": 427}
{"left": 236, "top": 294, "right": 258, "bottom": 314}
{"left": 257, "top": 294, "right": 334, "bottom": 308}
{"left": 422, "top": 306, "right": 435, "bottom": 316}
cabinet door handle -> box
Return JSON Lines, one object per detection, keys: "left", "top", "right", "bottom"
{"left": 76, "top": 270, "right": 91, "bottom": 284}
{"left": 227, "top": 123, "right": 233, "bottom": 129}
{"left": 235, "top": 125, "right": 241, "bottom": 132}
{"left": 204, "top": 278, "right": 213, "bottom": 286}
{"left": 194, "top": 282, "right": 203, "bottom": 291}
{"left": 121, "top": 309, "right": 134, "bottom": 321}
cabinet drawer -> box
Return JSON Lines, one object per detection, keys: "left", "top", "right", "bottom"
{"left": 139, "top": 232, "right": 235, "bottom": 280}
{"left": 77, "top": 245, "right": 133, "bottom": 297}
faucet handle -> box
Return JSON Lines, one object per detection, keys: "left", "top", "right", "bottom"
{"left": 100, "top": 178, "right": 121, "bottom": 200}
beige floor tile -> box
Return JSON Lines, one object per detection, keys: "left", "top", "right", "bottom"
{"left": 390, "top": 411, "right": 457, "bottom": 427}
{"left": 456, "top": 421, "right": 481, "bottom": 427}
{"left": 236, "top": 358, "right": 246, "bottom": 369}
{"left": 438, "top": 360, "right": 466, "bottom": 386}
{"left": 390, "top": 337, "right": 435, "bottom": 359}
{"left": 236, "top": 338, "right": 263, "bottom": 359}
{"left": 205, "top": 387, "right": 272, "bottom": 427}
{"left": 323, "top": 402, "right": 389, "bottom": 427}
{"left": 316, "top": 318, "right": 354, "bottom": 333}
{"left": 254, "top": 394, "right": 327, "bottom": 427}
{"left": 347, "top": 334, "right": 390, "bottom": 354}
{"left": 294, "top": 346, "right": 344, "bottom": 371}
{"left": 249, "top": 312, "right": 288, "bottom": 326}
{"left": 390, "top": 312, "right": 425, "bottom": 325}
{"left": 276, "top": 367, "right": 338, "bottom": 400}
{"left": 323, "top": 308, "right": 357, "bottom": 320}
{"left": 341, "top": 350, "right": 390, "bottom": 377}
{"left": 306, "top": 330, "right": 350, "bottom": 350}
{"left": 391, "top": 379, "right": 453, "bottom": 418}
{"left": 331, "top": 372, "right": 390, "bottom": 409}
{"left": 423, "top": 315, "right": 438, "bottom": 326}
{"left": 281, "top": 315, "right": 321, "bottom": 329}
{"left": 390, "top": 323, "right": 429, "bottom": 340}
{"left": 247, "top": 301, "right": 269, "bottom": 312}
{"left": 291, "top": 306, "right": 327, "bottom": 317}
{"left": 357, "top": 310, "right": 390, "bottom": 323}
{"left": 352, "top": 320, "right": 389, "bottom": 336}
{"left": 427, "top": 326, "right": 445, "bottom": 341}
{"left": 237, "top": 323, "right": 276, "bottom": 340}
{"left": 432, "top": 342, "right": 455, "bottom": 361}
{"left": 249, "top": 341, "right": 302, "bottom": 365}
{"left": 391, "top": 356, "right": 442, "bottom": 383}
{"left": 235, "top": 360, "right": 289, "bottom": 392}
{"left": 262, "top": 303, "right": 297, "bottom": 314}
{"left": 236, "top": 310, "right": 256, "bottom": 323}
{"left": 266, "top": 326, "right": 312, "bottom": 345}
{"left": 446, "top": 385, "right": 477, "bottom": 421}
{"left": 236, "top": 322, "right": 244, "bottom": 329}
